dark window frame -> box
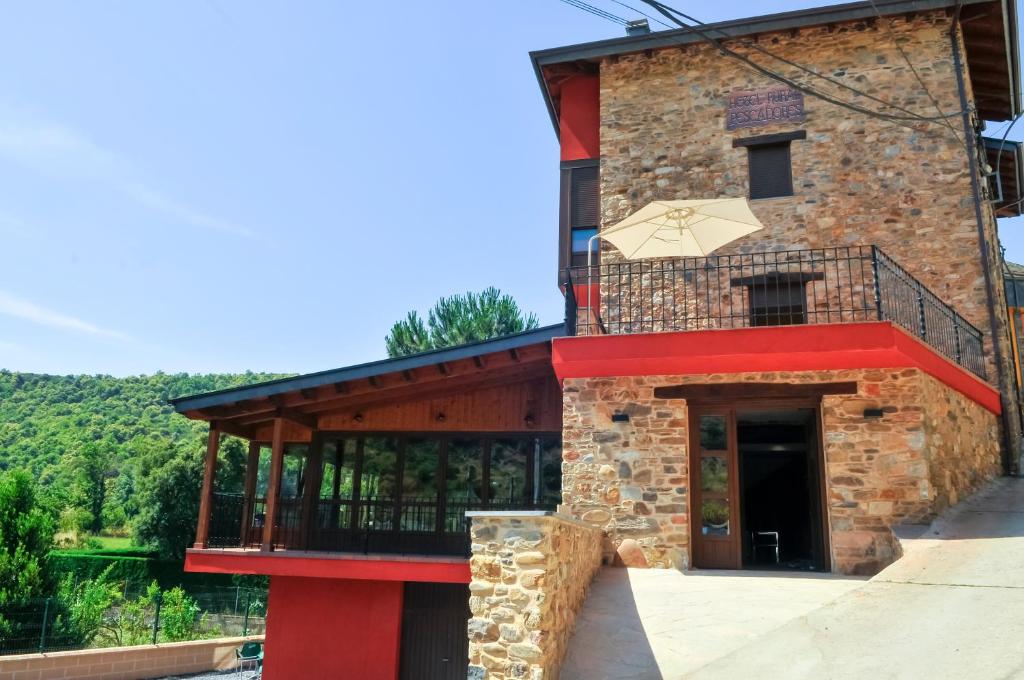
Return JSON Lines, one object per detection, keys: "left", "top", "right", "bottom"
{"left": 559, "top": 158, "right": 600, "bottom": 282}
{"left": 734, "top": 130, "right": 805, "bottom": 201}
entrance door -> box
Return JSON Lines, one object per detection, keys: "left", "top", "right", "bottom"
{"left": 690, "top": 409, "right": 741, "bottom": 569}
{"left": 398, "top": 582, "right": 470, "bottom": 680}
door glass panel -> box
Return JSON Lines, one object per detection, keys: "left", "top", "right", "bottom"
{"left": 361, "top": 436, "right": 398, "bottom": 531}
{"left": 538, "top": 438, "right": 563, "bottom": 507}
{"left": 490, "top": 439, "right": 529, "bottom": 508}
{"left": 317, "top": 439, "right": 356, "bottom": 531}
{"left": 701, "top": 499, "right": 731, "bottom": 536}
{"left": 700, "top": 456, "right": 728, "bottom": 494}
{"left": 401, "top": 438, "right": 440, "bottom": 532}
{"left": 700, "top": 415, "right": 727, "bottom": 450}
{"left": 445, "top": 439, "right": 485, "bottom": 532}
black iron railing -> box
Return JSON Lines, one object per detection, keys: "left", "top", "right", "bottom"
{"left": 563, "top": 245, "right": 986, "bottom": 378}
{"left": 208, "top": 491, "right": 551, "bottom": 557}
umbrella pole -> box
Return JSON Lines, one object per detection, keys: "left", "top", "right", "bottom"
{"left": 587, "top": 233, "right": 600, "bottom": 334}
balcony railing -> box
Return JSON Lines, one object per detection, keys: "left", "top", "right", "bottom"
{"left": 206, "top": 491, "right": 552, "bottom": 557}
{"left": 564, "top": 245, "right": 986, "bottom": 379}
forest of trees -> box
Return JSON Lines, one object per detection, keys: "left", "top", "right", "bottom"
{"left": 0, "top": 370, "right": 287, "bottom": 556}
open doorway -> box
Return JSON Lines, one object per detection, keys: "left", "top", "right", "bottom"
{"left": 689, "top": 403, "right": 828, "bottom": 571}
{"left": 737, "top": 408, "right": 825, "bottom": 571}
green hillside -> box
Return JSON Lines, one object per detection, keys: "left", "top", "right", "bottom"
{"left": 0, "top": 370, "right": 288, "bottom": 555}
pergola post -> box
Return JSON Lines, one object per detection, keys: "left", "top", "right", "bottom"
{"left": 240, "top": 441, "right": 261, "bottom": 546}
{"left": 261, "top": 418, "right": 286, "bottom": 551}
{"left": 299, "top": 431, "right": 325, "bottom": 549}
{"left": 193, "top": 423, "right": 221, "bottom": 549}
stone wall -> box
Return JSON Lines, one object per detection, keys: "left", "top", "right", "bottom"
{"left": 561, "top": 368, "right": 1000, "bottom": 574}
{"left": 0, "top": 635, "right": 263, "bottom": 680}
{"left": 467, "top": 512, "right": 603, "bottom": 680}
{"left": 594, "top": 12, "right": 1020, "bottom": 451}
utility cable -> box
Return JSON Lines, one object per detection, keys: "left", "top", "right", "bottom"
{"left": 638, "top": 0, "right": 966, "bottom": 132}
{"left": 558, "top": 0, "right": 629, "bottom": 26}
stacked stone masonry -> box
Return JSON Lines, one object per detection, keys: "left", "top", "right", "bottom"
{"left": 595, "top": 12, "right": 1020, "bottom": 449}
{"left": 468, "top": 513, "right": 603, "bottom": 680}
{"left": 561, "top": 368, "right": 1000, "bottom": 575}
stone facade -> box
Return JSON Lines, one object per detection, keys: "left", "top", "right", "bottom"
{"left": 467, "top": 512, "right": 603, "bottom": 680}
{"left": 561, "top": 367, "right": 1000, "bottom": 574}
{"left": 594, "top": 12, "right": 1020, "bottom": 455}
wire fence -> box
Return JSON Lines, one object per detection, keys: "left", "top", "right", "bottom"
{"left": 0, "top": 585, "right": 267, "bottom": 657}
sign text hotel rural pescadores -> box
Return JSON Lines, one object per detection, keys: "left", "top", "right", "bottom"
{"left": 726, "top": 87, "right": 805, "bottom": 130}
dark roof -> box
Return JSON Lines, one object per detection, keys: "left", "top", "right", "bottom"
{"left": 983, "top": 136, "right": 1024, "bottom": 217}
{"left": 531, "top": 0, "right": 1020, "bottom": 129}
{"left": 170, "top": 323, "right": 565, "bottom": 413}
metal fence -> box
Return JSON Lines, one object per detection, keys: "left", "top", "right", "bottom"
{"left": 0, "top": 586, "right": 267, "bottom": 657}
{"left": 564, "top": 245, "right": 986, "bottom": 379}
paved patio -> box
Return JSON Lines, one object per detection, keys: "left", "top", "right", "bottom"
{"left": 560, "top": 566, "right": 865, "bottom": 679}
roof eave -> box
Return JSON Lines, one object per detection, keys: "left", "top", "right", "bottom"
{"left": 170, "top": 323, "right": 566, "bottom": 414}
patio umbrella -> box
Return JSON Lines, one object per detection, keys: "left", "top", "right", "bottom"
{"left": 583, "top": 198, "right": 765, "bottom": 327}
{"left": 595, "top": 198, "right": 765, "bottom": 261}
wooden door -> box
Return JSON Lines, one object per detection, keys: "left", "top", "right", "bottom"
{"left": 399, "top": 582, "right": 470, "bottom": 680}
{"left": 690, "top": 408, "right": 741, "bottom": 569}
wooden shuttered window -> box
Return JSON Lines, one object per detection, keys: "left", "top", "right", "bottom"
{"left": 747, "top": 142, "right": 794, "bottom": 200}
{"left": 559, "top": 159, "right": 601, "bottom": 275}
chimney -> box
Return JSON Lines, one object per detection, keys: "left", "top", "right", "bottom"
{"left": 626, "top": 18, "right": 651, "bottom": 36}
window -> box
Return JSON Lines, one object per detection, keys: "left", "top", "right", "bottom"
{"left": 560, "top": 160, "right": 600, "bottom": 272}
{"left": 750, "top": 281, "right": 806, "bottom": 326}
{"left": 733, "top": 131, "right": 805, "bottom": 200}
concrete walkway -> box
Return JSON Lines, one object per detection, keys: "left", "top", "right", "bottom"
{"left": 560, "top": 567, "right": 865, "bottom": 679}
{"left": 562, "top": 477, "right": 1024, "bottom": 680}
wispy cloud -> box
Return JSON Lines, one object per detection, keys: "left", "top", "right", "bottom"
{"left": 0, "top": 290, "right": 131, "bottom": 342}
{"left": 0, "top": 108, "right": 252, "bottom": 237}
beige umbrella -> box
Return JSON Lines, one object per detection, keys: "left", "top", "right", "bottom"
{"left": 583, "top": 198, "right": 765, "bottom": 326}
{"left": 593, "top": 198, "right": 765, "bottom": 262}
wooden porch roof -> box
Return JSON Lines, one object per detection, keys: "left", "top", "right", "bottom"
{"left": 171, "top": 324, "right": 565, "bottom": 440}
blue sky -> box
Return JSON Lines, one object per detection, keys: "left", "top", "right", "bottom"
{"left": 0, "top": 0, "right": 1022, "bottom": 377}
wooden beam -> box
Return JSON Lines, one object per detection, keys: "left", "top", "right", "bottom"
{"left": 368, "top": 375, "right": 382, "bottom": 388}
{"left": 437, "top": 362, "right": 449, "bottom": 375}
{"left": 334, "top": 382, "right": 349, "bottom": 394}
{"left": 402, "top": 369, "right": 417, "bottom": 383}
{"left": 261, "top": 418, "right": 286, "bottom": 551}
{"left": 509, "top": 348, "right": 520, "bottom": 362}
{"left": 652, "top": 381, "right": 859, "bottom": 401}
{"left": 473, "top": 355, "right": 486, "bottom": 369}
{"left": 192, "top": 424, "right": 221, "bottom": 549}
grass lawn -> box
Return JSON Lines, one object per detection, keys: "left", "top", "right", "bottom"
{"left": 94, "top": 535, "right": 134, "bottom": 550}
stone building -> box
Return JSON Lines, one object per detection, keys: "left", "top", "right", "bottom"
{"left": 173, "top": 0, "right": 1021, "bottom": 677}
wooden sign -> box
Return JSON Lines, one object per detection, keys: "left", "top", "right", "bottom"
{"left": 726, "top": 87, "right": 805, "bottom": 130}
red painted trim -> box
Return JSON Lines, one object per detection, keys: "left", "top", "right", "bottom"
{"left": 560, "top": 74, "right": 599, "bottom": 161}
{"left": 185, "top": 549, "right": 471, "bottom": 583}
{"left": 551, "top": 322, "right": 1001, "bottom": 414}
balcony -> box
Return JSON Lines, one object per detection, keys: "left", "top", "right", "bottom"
{"left": 564, "top": 245, "right": 986, "bottom": 379}
{"left": 201, "top": 434, "right": 561, "bottom": 558}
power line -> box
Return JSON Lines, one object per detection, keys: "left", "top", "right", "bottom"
{"left": 557, "top": 0, "right": 629, "bottom": 26}
{"left": 606, "top": 0, "right": 674, "bottom": 29}
{"left": 638, "top": 0, "right": 966, "bottom": 133}
{"left": 865, "top": 0, "right": 965, "bottom": 146}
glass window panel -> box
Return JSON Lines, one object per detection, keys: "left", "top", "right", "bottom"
{"left": 700, "top": 456, "right": 728, "bottom": 494}
{"left": 572, "top": 227, "right": 599, "bottom": 254}
{"left": 361, "top": 436, "right": 398, "bottom": 500}
{"left": 319, "top": 439, "right": 357, "bottom": 500}
{"left": 538, "top": 438, "right": 562, "bottom": 508}
{"left": 701, "top": 499, "right": 730, "bottom": 536}
{"left": 280, "top": 444, "right": 308, "bottom": 499}
{"left": 401, "top": 438, "right": 440, "bottom": 532}
{"left": 490, "top": 439, "right": 529, "bottom": 507}
{"left": 446, "top": 439, "right": 485, "bottom": 505}
{"left": 699, "top": 415, "right": 727, "bottom": 450}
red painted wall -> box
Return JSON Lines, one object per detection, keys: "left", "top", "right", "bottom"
{"left": 559, "top": 74, "right": 600, "bottom": 161}
{"left": 185, "top": 550, "right": 471, "bottom": 583}
{"left": 262, "top": 576, "right": 404, "bottom": 680}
